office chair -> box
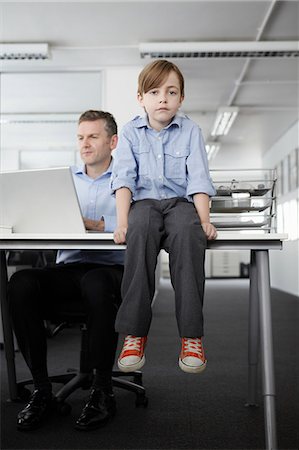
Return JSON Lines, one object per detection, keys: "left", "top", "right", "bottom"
{"left": 7, "top": 251, "right": 148, "bottom": 413}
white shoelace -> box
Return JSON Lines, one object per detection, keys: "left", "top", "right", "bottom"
{"left": 182, "top": 338, "right": 204, "bottom": 357}
{"left": 123, "top": 335, "right": 143, "bottom": 352}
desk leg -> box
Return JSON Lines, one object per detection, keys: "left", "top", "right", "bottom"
{"left": 247, "top": 250, "right": 259, "bottom": 407}
{"left": 255, "top": 250, "right": 278, "bottom": 450}
{"left": 0, "top": 251, "right": 19, "bottom": 400}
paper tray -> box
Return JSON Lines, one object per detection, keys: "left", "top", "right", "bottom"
{"left": 210, "top": 214, "right": 272, "bottom": 229}
{"left": 211, "top": 169, "right": 276, "bottom": 197}
{"left": 210, "top": 197, "right": 272, "bottom": 213}
{"left": 215, "top": 184, "right": 271, "bottom": 197}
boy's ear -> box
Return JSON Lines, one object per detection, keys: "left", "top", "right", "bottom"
{"left": 137, "top": 92, "right": 144, "bottom": 106}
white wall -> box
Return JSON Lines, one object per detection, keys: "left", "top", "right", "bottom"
{"left": 0, "top": 67, "right": 143, "bottom": 171}
{"left": 263, "top": 120, "right": 299, "bottom": 167}
{"left": 102, "top": 66, "right": 143, "bottom": 131}
{"left": 263, "top": 120, "right": 299, "bottom": 297}
{"left": 0, "top": 71, "right": 103, "bottom": 171}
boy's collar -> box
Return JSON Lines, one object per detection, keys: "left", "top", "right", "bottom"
{"left": 132, "top": 113, "right": 184, "bottom": 129}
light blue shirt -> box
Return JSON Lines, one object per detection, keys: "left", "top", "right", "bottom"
{"left": 111, "top": 113, "right": 216, "bottom": 201}
{"left": 57, "top": 161, "right": 124, "bottom": 265}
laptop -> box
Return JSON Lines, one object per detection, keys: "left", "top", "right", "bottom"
{"left": 0, "top": 167, "right": 86, "bottom": 234}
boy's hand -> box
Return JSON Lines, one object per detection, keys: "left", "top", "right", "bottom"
{"left": 113, "top": 226, "right": 128, "bottom": 244}
{"left": 201, "top": 222, "right": 217, "bottom": 240}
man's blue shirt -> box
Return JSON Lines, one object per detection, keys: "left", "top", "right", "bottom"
{"left": 111, "top": 113, "right": 216, "bottom": 201}
{"left": 57, "top": 161, "right": 124, "bottom": 265}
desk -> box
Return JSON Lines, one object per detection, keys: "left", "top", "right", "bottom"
{"left": 0, "top": 232, "right": 287, "bottom": 450}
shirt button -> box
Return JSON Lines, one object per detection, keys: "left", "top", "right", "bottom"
{"left": 158, "top": 175, "right": 163, "bottom": 180}
{"left": 157, "top": 154, "right": 162, "bottom": 159}
{"left": 176, "top": 151, "right": 180, "bottom": 155}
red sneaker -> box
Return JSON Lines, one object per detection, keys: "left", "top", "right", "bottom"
{"left": 179, "top": 337, "right": 207, "bottom": 374}
{"left": 118, "top": 335, "right": 147, "bottom": 372}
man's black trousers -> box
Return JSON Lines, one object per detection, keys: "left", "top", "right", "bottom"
{"left": 8, "top": 263, "right": 123, "bottom": 384}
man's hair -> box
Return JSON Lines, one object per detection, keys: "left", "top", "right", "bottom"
{"left": 138, "top": 59, "right": 185, "bottom": 97}
{"left": 78, "top": 110, "right": 117, "bottom": 136}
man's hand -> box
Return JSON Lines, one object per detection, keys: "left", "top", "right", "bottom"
{"left": 201, "top": 222, "right": 217, "bottom": 240}
{"left": 113, "top": 226, "right": 127, "bottom": 244}
{"left": 83, "top": 218, "right": 104, "bottom": 232}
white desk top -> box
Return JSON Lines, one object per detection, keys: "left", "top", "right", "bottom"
{"left": 0, "top": 232, "right": 288, "bottom": 241}
{"left": 0, "top": 232, "right": 288, "bottom": 252}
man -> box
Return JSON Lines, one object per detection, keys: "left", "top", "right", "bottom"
{"left": 8, "top": 110, "right": 124, "bottom": 431}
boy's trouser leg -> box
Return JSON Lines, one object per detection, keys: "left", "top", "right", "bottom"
{"left": 163, "top": 199, "right": 207, "bottom": 337}
{"left": 115, "top": 200, "right": 164, "bottom": 336}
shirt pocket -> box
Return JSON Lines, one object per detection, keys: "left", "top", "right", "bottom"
{"left": 132, "top": 144, "right": 149, "bottom": 176}
{"left": 164, "top": 146, "right": 189, "bottom": 179}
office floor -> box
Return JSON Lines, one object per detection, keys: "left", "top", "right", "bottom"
{"left": 1, "top": 279, "right": 298, "bottom": 450}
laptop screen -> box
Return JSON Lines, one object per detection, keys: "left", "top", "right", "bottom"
{"left": 0, "top": 167, "right": 86, "bottom": 234}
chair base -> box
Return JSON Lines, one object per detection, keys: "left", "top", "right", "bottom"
{"left": 11, "top": 326, "right": 148, "bottom": 409}
{"left": 13, "top": 369, "right": 148, "bottom": 411}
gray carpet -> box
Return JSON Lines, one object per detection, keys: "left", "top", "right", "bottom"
{"left": 1, "top": 279, "right": 298, "bottom": 450}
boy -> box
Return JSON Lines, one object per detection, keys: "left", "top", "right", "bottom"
{"left": 111, "top": 60, "right": 217, "bottom": 374}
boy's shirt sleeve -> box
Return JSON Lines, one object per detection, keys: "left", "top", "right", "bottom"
{"left": 110, "top": 124, "right": 137, "bottom": 197}
{"left": 186, "top": 124, "right": 216, "bottom": 198}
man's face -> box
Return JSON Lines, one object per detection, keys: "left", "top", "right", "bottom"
{"left": 77, "top": 119, "right": 116, "bottom": 167}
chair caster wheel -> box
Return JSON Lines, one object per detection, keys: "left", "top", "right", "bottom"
{"left": 135, "top": 395, "right": 148, "bottom": 408}
{"left": 55, "top": 401, "right": 72, "bottom": 416}
{"left": 133, "top": 372, "right": 143, "bottom": 386}
{"left": 17, "top": 386, "right": 32, "bottom": 401}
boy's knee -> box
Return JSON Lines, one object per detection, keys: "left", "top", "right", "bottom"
{"left": 128, "top": 201, "right": 161, "bottom": 235}
{"left": 174, "top": 222, "right": 206, "bottom": 246}
{"left": 128, "top": 213, "right": 159, "bottom": 242}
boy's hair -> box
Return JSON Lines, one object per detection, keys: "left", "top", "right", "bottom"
{"left": 78, "top": 110, "right": 117, "bottom": 136}
{"left": 138, "top": 59, "right": 185, "bottom": 97}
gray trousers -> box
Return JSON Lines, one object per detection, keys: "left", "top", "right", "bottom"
{"left": 115, "top": 197, "right": 207, "bottom": 338}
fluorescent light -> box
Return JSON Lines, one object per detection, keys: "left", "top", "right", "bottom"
{"left": 211, "top": 107, "right": 239, "bottom": 136}
{"left": 0, "top": 43, "right": 49, "bottom": 60}
{"left": 206, "top": 142, "right": 221, "bottom": 160}
{"left": 139, "top": 41, "right": 299, "bottom": 58}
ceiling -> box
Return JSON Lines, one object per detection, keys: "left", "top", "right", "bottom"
{"left": 0, "top": 0, "right": 298, "bottom": 167}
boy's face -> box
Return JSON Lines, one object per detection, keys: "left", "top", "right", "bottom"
{"left": 138, "top": 70, "right": 184, "bottom": 131}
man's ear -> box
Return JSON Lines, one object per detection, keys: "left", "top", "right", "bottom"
{"left": 110, "top": 134, "right": 118, "bottom": 151}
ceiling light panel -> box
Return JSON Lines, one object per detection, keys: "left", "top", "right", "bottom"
{"left": 211, "top": 107, "right": 239, "bottom": 137}
{"left": 0, "top": 43, "right": 49, "bottom": 60}
{"left": 139, "top": 41, "right": 299, "bottom": 59}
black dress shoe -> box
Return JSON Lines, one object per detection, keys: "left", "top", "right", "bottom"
{"left": 75, "top": 387, "right": 116, "bottom": 431}
{"left": 17, "top": 389, "right": 54, "bottom": 431}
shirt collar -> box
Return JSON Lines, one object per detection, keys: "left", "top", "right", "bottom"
{"left": 132, "top": 113, "right": 183, "bottom": 130}
{"left": 74, "top": 159, "right": 113, "bottom": 178}
{"left": 74, "top": 165, "right": 85, "bottom": 175}
{"left": 105, "top": 159, "right": 114, "bottom": 175}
